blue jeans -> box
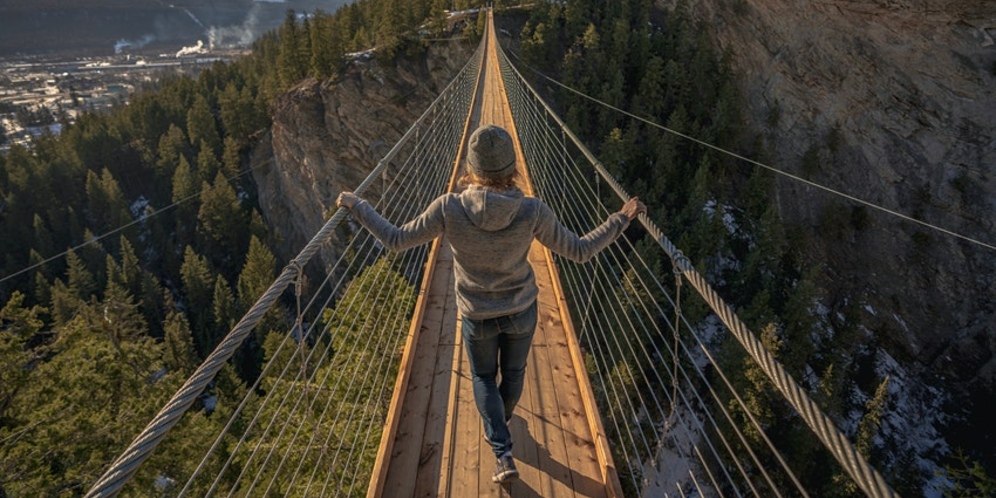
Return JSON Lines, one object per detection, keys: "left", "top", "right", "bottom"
{"left": 461, "top": 301, "right": 537, "bottom": 458}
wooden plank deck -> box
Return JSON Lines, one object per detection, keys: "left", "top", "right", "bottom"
{"left": 367, "top": 9, "right": 621, "bottom": 498}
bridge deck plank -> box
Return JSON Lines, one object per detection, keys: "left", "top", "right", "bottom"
{"left": 368, "top": 9, "right": 618, "bottom": 498}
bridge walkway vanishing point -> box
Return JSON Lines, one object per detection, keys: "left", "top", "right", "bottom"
{"left": 366, "top": 9, "right": 623, "bottom": 498}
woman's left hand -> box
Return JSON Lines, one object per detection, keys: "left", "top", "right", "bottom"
{"left": 337, "top": 192, "right": 360, "bottom": 209}
{"left": 619, "top": 197, "right": 647, "bottom": 221}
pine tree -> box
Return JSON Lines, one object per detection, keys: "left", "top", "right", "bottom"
{"left": 278, "top": 10, "right": 308, "bottom": 88}
{"left": 186, "top": 94, "right": 220, "bottom": 155}
{"left": 212, "top": 275, "right": 236, "bottom": 337}
{"left": 0, "top": 292, "right": 45, "bottom": 420}
{"left": 118, "top": 235, "right": 142, "bottom": 298}
{"left": 856, "top": 376, "right": 890, "bottom": 458}
{"left": 65, "top": 249, "right": 97, "bottom": 302}
{"left": 180, "top": 246, "right": 216, "bottom": 356}
{"left": 197, "top": 172, "right": 248, "bottom": 273}
{"left": 163, "top": 302, "right": 199, "bottom": 376}
{"left": 376, "top": 0, "right": 404, "bottom": 59}
{"left": 85, "top": 168, "right": 131, "bottom": 239}
{"left": 196, "top": 140, "right": 222, "bottom": 184}
{"left": 430, "top": 0, "right": 448, "bottom": 36}
{"left": 221, "top": 136, "right": 242, "bottom": 181}
{"left": 309, "top": 11, "right": 342, "bottom": 79}
{"left": 172, "top": 154, "right": 199, "bottom": 248}
{"left": 32, "top": 214, "right": 55, "bottom": 262}
{"left": 218, "top": 83, "right": 254, "bottom": 144}
{"left": 237, "top": 236, "right": 282, "bottom": 341}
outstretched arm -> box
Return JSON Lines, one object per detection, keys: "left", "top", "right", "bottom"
{"left": 534, "top": 197, "right": 647, "bottom": 263}
{"left": 337, "top": 192, "right": 445, "bottom": 252}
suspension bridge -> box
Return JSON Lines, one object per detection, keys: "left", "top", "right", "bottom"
{"left": 86, "top": 9, "right": 901, "bottom": 498}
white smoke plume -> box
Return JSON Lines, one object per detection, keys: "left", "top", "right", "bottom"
{"left": 176, "top": 40, "right": 207, "bottom": 57}
{"left": 207, "top": 3, "right": 263, "bottom": 49}
{"left": 114, "top": 34, "right": 156, "bottom": 54}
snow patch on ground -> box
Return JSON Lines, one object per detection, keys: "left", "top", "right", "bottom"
{"left": 130, "top": 196, "right": 150, "bottom": 219}
{"left": 688, "top": 315, "right": 725, "bottom": 371}
{"left": 703, "top": 199, "right": 741, "bottom": 236}
{"left": 202, "top": 394, "right": 218, "bottom": 413}
{"left": 874, "top": 350, "right": 949, "bottom": 479}
{"left": 641, "top": 400, "right": 715, "bottom": 498}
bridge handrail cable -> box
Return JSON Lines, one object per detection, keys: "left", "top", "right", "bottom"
{"left": 85, "top": 38, "right": 485, "bottom": 498}
{"left": 496, "top": 40, "right": 900, "bottom": 498}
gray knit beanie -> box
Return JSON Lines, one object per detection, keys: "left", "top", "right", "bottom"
{"left": 466, "top": 125, "right": 517, "bottom": 179}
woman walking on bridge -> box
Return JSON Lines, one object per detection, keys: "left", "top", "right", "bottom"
{"left": 337, "top": 124, "right": 645, "bottom": 484}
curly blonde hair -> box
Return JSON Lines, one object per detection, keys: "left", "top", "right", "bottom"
{"left": 459, "top": 168, "right": 521, "bottom": 191}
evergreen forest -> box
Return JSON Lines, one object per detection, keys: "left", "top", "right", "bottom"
{"left": 0, "top": 0, "right": 991, "bottom": 496}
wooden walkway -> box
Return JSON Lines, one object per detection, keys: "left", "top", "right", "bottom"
{"left": 367, "top": 10, "right": 622, "bottom": 498}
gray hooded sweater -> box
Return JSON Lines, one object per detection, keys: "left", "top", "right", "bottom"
{"left": 350, "top": 185, "right": 630, "bottom": 320}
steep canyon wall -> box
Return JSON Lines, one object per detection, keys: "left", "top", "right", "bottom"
{"left": 676, "top": 0, "right": 995, "bottom": 393}
{"left": 249, "top": 40, "right": 473, "bottom": 281}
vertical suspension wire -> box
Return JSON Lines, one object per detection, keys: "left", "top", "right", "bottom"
{"left": 512, "top": 61, "right": 784, "bottom": 498}
{"left": 223, "top": 79, "right": 467, "bottom": 496}
{"left": 199, "top": 145, "right": 451, "bottom": 497}
{"left": 85, "top": 37, "right": 486, "bottom": 498}
{"left": 496, "top": 39, "right": 828, "bottom": 497}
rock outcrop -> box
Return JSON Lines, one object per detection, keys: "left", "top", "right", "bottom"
{"left": 249, "top": 40, "right": 474, "bottom": 274}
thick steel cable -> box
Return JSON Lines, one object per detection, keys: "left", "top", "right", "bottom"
{"left": 263, "top": 115, "right": 460, "bottom": 497}
{"left": 497, "top": 42, "right": 900, "bottom": 498}
{"left": 510, "top": 45, "right": 805, "bottom": 497}
{"left": 520, "top": 67, "right": 815, "bottom": 497}
{"left": 85, "top": 42, "right": 484, "bottom": 498}
{"left": 206, "top": 153, "right": 445, "bottom": 495}
{"left": 179, "top": 89, "right": 460, "bottom": 495}
{"left": 531, "top": 151, "right": 762, "bottom": 497}
{"left": 278, "top": 140, "right": 458, "bottom": 494}
{"left": 206, "top": 110, "right": 458, "bottom": 496}
{"left": 526, "top": 119, "right": 799, "bottom": 497}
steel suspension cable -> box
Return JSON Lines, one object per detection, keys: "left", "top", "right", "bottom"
{"left": 183, "top": 79, "right": 462, "bottom": 494}
{"left": 205, "top": 117, "right": 459, "bottom": 496}
{"left": 526, "top": 117, "right": 803, "bottom": 496}
{"left": 85, "top": 39, "right": 484, "bottom": 497}
{"left": 527, "top": 142, "right": 761, "bottom": 496}
{"left": 497, "top": 41, "right": 899, "bottom": 498}
{"left": 264, "top": 114, "right": 462, "bottom": 497}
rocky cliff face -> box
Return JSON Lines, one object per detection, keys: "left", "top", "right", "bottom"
{"left": 249, "top": 40, "right": 473, "bottom": 276}
{"left": 675, "top": 0, "right": 995, "bottom": 466}
{"left": 676, "top": 0, "right": 994, "bottom": 382}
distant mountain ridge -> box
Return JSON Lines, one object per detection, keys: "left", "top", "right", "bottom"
{"left": 0, "top": 0, "right": 340, "bottom": 57}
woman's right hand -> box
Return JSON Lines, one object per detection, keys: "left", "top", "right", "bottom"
{"left": 337, "top": 192, "right": 360, "bottom": 209}
{"left": 619, "top": 197, "right": 647, "bottom": 221}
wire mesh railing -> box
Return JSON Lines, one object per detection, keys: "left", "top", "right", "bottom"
{"left": 85, "top": 37, "right": 484, "bottom": 498}
{"left": 497, "top": 38, "right": 899, "bottom": 498}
